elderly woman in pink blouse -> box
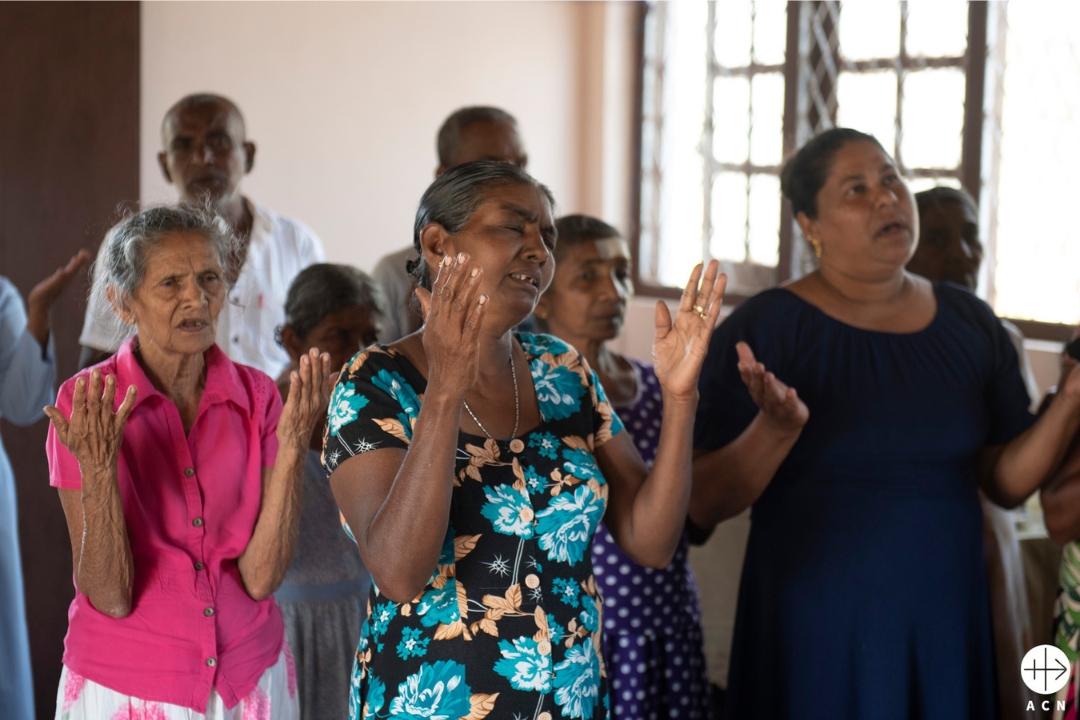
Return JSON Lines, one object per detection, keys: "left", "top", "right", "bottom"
{"left": 44, "top": 206, "right": 332, "bottom": 720}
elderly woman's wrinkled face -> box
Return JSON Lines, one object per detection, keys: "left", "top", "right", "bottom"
{"left": 537, "top": 236, "right": 632, "bottom": 342}
{"left": 801, "top": 140, "right": 918, "bottom": 278}
{"left": 430, "top": 183, "right": 556, "bottom": 328}
{"left": 120, "top": 232, "right": 225, "bottom": 356}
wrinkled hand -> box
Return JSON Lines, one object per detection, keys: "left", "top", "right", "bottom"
{"left": 735, "top": 342, "right": 809, "bottom": 432}
{"left": 415, "top": 253, "right": 487, "bottom": 396}
{"left": 652, "top": 260, "right": 727, "bottom": 400}
{"left": 278, "top": 348, "right": 336, "bottom": 450}
{"left": 27, "top": 248, "right": 92, "bottom": 345}
{"left": 43, "top": 369, "right": 137, "bottom": 474}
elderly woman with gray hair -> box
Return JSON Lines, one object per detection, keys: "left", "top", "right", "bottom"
{"left": 273, "top": 264, "right": 383, "bottom": 720}
{"left": 44, "top": 206, "right": 333, "bottom": 720}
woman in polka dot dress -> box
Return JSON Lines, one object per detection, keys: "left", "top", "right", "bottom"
{"left": 534, "top": 215, "right": 713, "bottom": 720}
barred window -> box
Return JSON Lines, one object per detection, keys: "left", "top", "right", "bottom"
{"left": 634, "top": 1, "right": 1076, "bottom": 337}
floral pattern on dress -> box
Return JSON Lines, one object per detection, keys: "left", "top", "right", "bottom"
{"left": 323, "top": 333, "right": 623, "bottom": 720}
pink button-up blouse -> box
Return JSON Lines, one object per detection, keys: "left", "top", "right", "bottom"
{"left": 46, "top": 339, "right": 284, "bottom": 712}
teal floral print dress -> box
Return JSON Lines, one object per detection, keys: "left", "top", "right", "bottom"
{"left": 323, "top": 333, "right": 624, "bottom": 720}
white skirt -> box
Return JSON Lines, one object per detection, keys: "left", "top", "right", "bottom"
{"left": 55, "top": 644, "right": 299, "bottom": 720}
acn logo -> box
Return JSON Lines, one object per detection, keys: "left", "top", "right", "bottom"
{"left": 1021, "top": 645, "right": 1070, "bottom": 696}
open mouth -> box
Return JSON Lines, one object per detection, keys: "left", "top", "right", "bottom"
{"left": 509, "top": 273, "right": 538, "bottom": 288}
{"left": 876, "top": 221, "right": 908, "bottom": 237}
{"left": 178, "top": 319, "right": 210, "bottom": 331}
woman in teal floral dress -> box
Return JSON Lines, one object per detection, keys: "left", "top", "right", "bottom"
{"left": 324, "top": 161, "right": 726, "bottom": 720}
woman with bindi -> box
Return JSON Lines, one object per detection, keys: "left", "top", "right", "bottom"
{"left": 323, "top": 161, "right": 726, "bottom": 720}
{"left": 689, "top": 128, "right": 1080, "bottom": 719}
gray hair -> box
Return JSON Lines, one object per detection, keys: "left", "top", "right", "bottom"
{"left": 90, "top": 204, "right": 238, "bottom": 339}
{"left": 436, "top": 106, "right": 518, "bottom": 168}
{"left": 408, "top": 160, "right": 556, "bottom": 291}
{"left": 276, "top": 263, "right": 385, "bottom": 345}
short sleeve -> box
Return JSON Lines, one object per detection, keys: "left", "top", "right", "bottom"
{"left": 982, "top": 310, "right": 1037, "bottom": 445}
{"left": 322, "top": 347, "right": 419, "bottom": 475}
{"left": 47, "top": 376, "right": 84, "bottom": 490}
{"left": 693, "top": 300, "right": 775, "bottom": 452}
{"left": 587, "top": 365, "right": 624, "bottom": 447}
{"left": 259, "top": 375, "right": 283, "bottom": 468}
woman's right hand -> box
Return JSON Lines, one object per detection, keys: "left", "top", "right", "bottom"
{"left": 415, "top": 253, "right": 487, "bottom": 395}
{"left": 44, "top": 369, "right": 137, "bottom": 475}
{"left": 736, "top": 341, "right": 809, "bottom": 432}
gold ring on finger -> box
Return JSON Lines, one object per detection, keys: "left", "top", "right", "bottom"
{"left": 693, "top": 304, "right": 706, "bottom": 314}
{"left": 699, "top": 311, "right": 708, "bottom": 320}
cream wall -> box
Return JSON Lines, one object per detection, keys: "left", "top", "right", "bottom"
{"left": 141, "top": 1, "right": 636, "bottom": 270}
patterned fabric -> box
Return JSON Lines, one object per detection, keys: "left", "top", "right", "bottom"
{"left": 323, "top": 333, "right": 624, "bottom": 720}
{"left": 1057, "top": 542, "right": 1080, "bottom": 663}
{"left": 590, "top": 359, "right": 711, "bottom": 719}
{"left": 604, "top": 630, "right": 711, "bottom": 720}
{"left": 54, "top": 646, "right": 297, "bottom": 720}
{"left": 1053, "top": 543, "right": 1080, "bottom": 720}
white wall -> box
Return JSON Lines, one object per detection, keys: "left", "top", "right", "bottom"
{"left": 141, "top": 1, "right": 623, "bottom": 270}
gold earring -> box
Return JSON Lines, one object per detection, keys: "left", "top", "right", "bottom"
{"left": 809, "top": 236, "right": 822, "bottom": 259}
{"left": 534, "top": 306, "right": 549, "bottom": 320}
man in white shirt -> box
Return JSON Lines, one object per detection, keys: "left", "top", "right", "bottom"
{"left": 79, "top": 93, "right": 325, "bottom": 378}
{"left": 372, "top": 106, "right": 528, "bottom": 342}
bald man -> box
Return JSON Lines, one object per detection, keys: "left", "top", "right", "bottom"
{"left": 372, "top": 106, "right": 527, "bottom": 342}
{"left": 79, "top": 94, "right": 325, "bottom": 377}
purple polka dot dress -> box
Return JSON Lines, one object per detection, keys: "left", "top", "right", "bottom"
{"left": 591, "top": 358, "right": 713, "bottom": 720}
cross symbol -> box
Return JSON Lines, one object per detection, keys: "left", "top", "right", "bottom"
{"left": 1023, "top": 646, "right": 1069, "bottom": 693}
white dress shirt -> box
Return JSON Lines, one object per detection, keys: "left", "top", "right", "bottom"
{"left": 80, "top": 199, "right": 325, "bottom": 378}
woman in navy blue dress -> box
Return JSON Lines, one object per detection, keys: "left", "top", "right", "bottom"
{"left": 690, "top": 128, "right": 1080, "bottom": 719}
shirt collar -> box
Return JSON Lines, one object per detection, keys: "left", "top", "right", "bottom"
{"left": 116, "top": 338, "right": 252, "bottom": 415}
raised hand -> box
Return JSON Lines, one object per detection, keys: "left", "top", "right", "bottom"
{"left": 44, "top": 369, "right": 137, "bottom": 474}
{"left": 278, "top": 347, "right": 336, "bottom": 451}
{"left": 735, "top": 342, "right": 809, "bottom": 431}
{"left": 652, "top": 260, "right": 727, "bottom": 400}
{"left": 27, "top": 248, "right": 92, "bottom": 345}
{"left": 415, "top": 253, "right": 487, "bottom": 395}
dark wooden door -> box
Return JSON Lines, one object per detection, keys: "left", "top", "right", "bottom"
{"left": 0, "top": 3, "right": 139, "bottom": 717}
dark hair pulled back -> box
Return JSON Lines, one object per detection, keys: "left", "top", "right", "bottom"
{"left": 275, "top": 263, "right": 385, "bottom": 346}
{"left": 780, "top": 128, "right": 887, "bottom": 219}
{"left": 408, "top": 160, "right": 556, "bottom": 290}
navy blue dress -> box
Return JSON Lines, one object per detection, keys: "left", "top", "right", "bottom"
{"left": 694, "top": 283, "right": 1036, "bottom": 720}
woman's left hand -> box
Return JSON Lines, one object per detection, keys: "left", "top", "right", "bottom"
{"left": 652, "top": 260, "right": 727, "bottom": 401}
{"left": 277, "top": 347, "right": 335, "bottom": 451}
